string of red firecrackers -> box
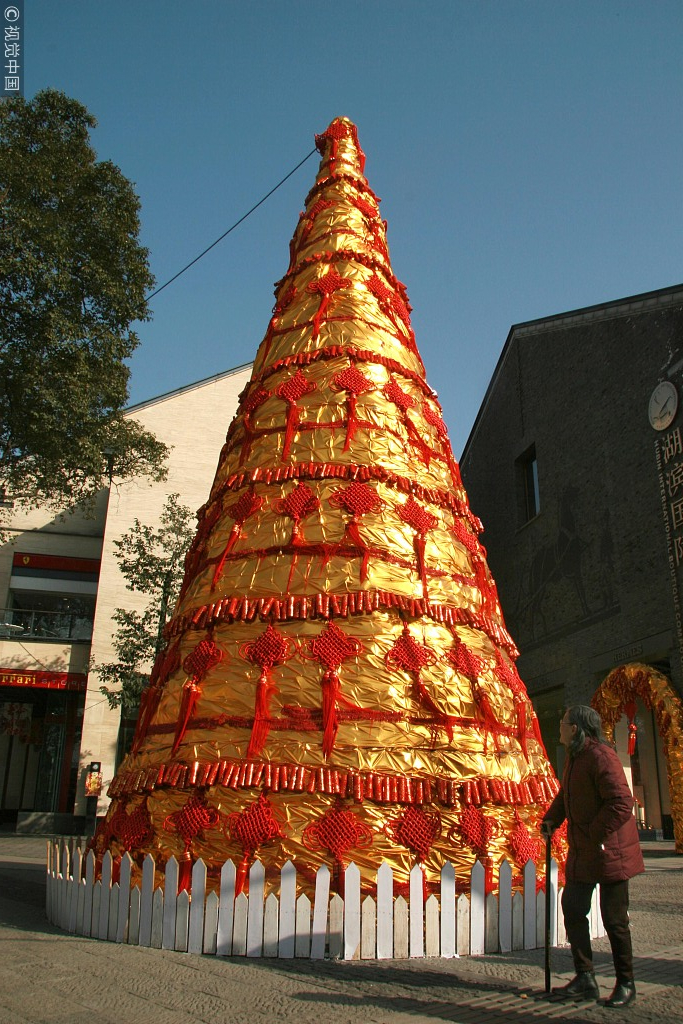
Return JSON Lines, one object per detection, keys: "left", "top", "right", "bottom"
{"left": 165, "top": 589, "right": 519, "bottom": 659}
{"left": 207, "top": 454, "right": 477, "bottom": 530}
{"left": 107, "top": 755, "right": 560, "bottom": 808}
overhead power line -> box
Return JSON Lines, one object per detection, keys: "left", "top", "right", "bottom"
{"left": 146, "top": 148, "right": 318, "bottom": 301}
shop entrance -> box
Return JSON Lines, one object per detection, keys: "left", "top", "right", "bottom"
{"left": 0, "top": 686, "right": 84, "bottom": 827}
{"left": 592, "top": 662, "right": 683, "bottom": 853}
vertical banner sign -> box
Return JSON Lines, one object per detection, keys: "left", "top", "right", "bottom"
{"left": 2, "top": 1, "right": 23, "bottom": 98}
{"left": 655, "top": 429, "right": 683, "bottom": 675}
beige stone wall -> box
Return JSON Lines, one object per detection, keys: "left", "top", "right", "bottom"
{"left": 81, "top": 365, "right": 252, "bottom": 814}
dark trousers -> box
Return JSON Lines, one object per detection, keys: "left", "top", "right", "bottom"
{"left": 561, "top": 880, "right": 634, "bottom": 982}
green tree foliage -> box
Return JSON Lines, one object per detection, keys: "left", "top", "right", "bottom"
{"left": 0, "top": 89, "right": 168, "bottom": 517}
{"left": 98, "top": 494, "right": 195, "bottom": 714}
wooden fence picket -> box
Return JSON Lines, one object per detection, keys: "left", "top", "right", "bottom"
{"left": 107, "top": 883, "right": 119, "bottom": 942}
{"left": 216, "top": 859, "right": 236, "bottom": 956}
{"left": 498, "top": 859, "right": 512, "bottom": 953}
{"left": 393, "top": 895, "right": 408, "bottom": 959}
{"left": 162, "top": 857, "right": 179, "bottom": 950}
{"left": 83, "top": 851, "right": 95, "bottom": 938}
{"left": 188, "top": 859, "right": 207, "bottom": 955}
{"left": 344, "top": 863, "right": 361, "bottom": 961}
{"left": 295, "top": 893, "right": 312, "bottom": 958}
{"left": 232, "top": 892, "right": 248, "bottom": 955}
{"left": 310, "top": 863, "right": 330, "bottom": 960}
{"left": 262, "top": 892, "right": 279, "bottom": 957}
{"left": 128, "top": 886, "right": 141, "bottom": 945}
{"left": 175, "top": 890, "right": 189, "bottom": 952}
{"left": 328, "top": 893, "right": 344, "bottom": 959}
{"left": 440, "top": 863, "right": 456, "bottom": 959}
{"left": 138, "top": 854, "right": 155, "bottom": 947}
{"left": 425, "top": 895, "right": 440, "bottom": 957}
{"left": 45, "top": 845, "right": 579, "bottom": 964}
{"left": 470, "top": 860, "right": 485, "bottom": 955}
{"left": 485, "top": 891, "right": 499, "bottom": 953}
{"left": 360, "top": 896, "right": 376, "bottom": 959}
{"left": 203, "top": 891, "right": 219, "bottom": 954}
{"left": 376, "top": 862, "right": 393, "bottom": 959}
{"left": 150, "top": 887, "right": 164, "bottom": 949}
{"left": 523, "top": 859, "right": 537, "bottom": 949}
{"left": 246, "top": 860, "right": 265, "bottom": 957}
{"left": 409, "top": 865, "right": 424, "bottom": 958}
{"left": 116, "top": 853, "right": 132, "bottom": 943}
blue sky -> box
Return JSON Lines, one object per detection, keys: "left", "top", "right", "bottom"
{"left": 28, "top": 1, "right": 683, "bottom": 455}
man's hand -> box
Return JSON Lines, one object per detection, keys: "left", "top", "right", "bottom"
{"left": 540, "top": 821, "right": 555, "bottom": 839}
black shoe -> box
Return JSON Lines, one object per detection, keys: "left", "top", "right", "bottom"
{"left": 551, "top": 972, "right": 600, "bottom": 1001}
{"left": 605, "top": 980, "right": 636, "bottom": 1008}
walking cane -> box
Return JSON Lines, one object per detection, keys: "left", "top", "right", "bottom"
{"left": 544, "top": 832, "right": 552, "bottom": 993}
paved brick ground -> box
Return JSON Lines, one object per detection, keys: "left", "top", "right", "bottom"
{"left": 1, "top": 836, "right": 681, "bottom": 1024}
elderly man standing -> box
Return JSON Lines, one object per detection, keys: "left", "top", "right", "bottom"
{"left": 541, "top": 705, "right": 644, "bottom": 1008}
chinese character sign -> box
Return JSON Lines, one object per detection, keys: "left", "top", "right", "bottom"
{"left": 2, "top": 2, "right": 23, "bottom": 98}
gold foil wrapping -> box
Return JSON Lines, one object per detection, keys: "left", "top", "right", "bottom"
{"left": 98, "top": 118, "right": 560, "bottom": 896}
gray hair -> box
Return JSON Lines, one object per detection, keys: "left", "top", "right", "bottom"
{"left": 566, "top": 704, "right": 606, "bottom": 757}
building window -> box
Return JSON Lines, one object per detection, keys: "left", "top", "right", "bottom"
{"left": 517, "top": 444, "right": 540, "bottom": 524}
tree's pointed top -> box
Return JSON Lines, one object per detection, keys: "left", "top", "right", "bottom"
{"left": 314, "top": 117, "right": 366, "bottom": 180}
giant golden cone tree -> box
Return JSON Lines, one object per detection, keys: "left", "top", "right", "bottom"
{"left": 96, "top": 118, "right": 560, "bottom": 896}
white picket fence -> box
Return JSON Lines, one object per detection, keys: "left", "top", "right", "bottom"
{"left": 45, "top": 842, "right": 604, "bottom": 959}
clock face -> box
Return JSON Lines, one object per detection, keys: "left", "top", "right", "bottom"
{"left": 649, "top": 381, "right": 678, "bottom": 431}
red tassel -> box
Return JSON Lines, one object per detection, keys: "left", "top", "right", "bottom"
{"left": 321, "top": 670, "right": 340, "bottom": 757}
{"left": 628, "top": 723, "right": 637, "bottom": 756}
{"left": 515, "top": 699, "right": 529, "bottom": 761}
{"left": 235, "top": 854, "right": 250, "bottom": 896}
{"left": 414, "top": 677, "right": 453, "bottom": 742}
{"left": 247, "top": 671, "right": 275, "bottom": 758}
{"left": 178, "top": 851, "right": 192, "bottom": 893}
{"left": 282, "top": 402, "right": 299, "bottom": 461}
{"left": 412, "top": 534, "right": 429, "bottom": 597}
{"left": 171, "top": 680, "right": 201, "bottom": 756}
{"left": 211, "top": 523, "right": 241, "bottom": 589}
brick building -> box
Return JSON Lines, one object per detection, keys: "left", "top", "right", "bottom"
{"left": 460, "top": 284, "right": 683, "bottom": 841}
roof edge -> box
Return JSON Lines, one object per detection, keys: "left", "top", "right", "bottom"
{"left": 124, "top": 362, "right": 253, "bottom": 415}
{"left": 460, "top": 283, "right": 683, "bottom": 466}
